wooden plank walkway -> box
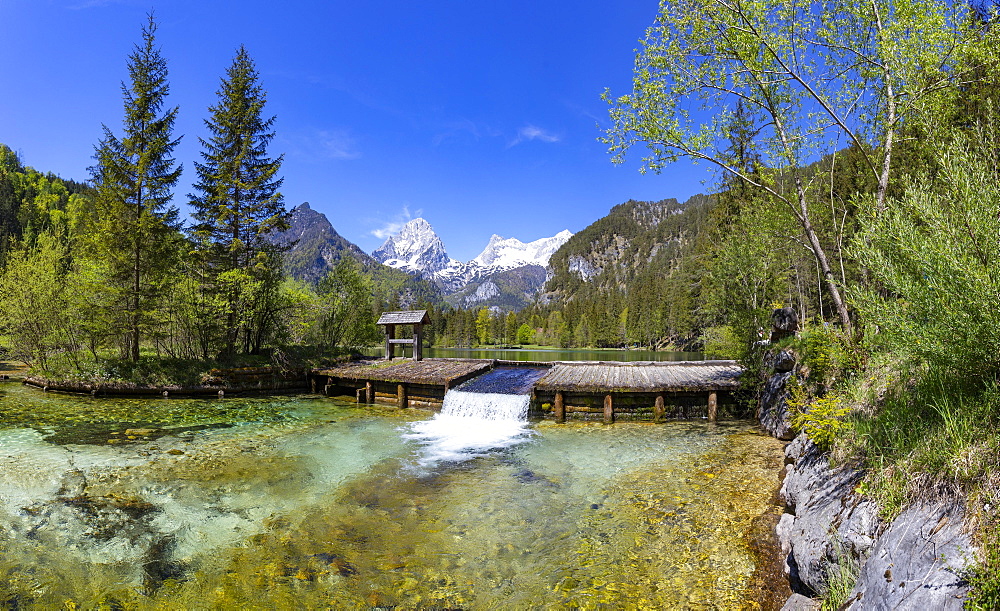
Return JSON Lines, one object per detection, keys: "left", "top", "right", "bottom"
{"left": 311, "top": 358, "right": 744, "bottom": 421}
{"left": 534, "top": 360, "right": 741, "bottom": 393}
{"left": 313, "top": 358, "right": 491, "bottom": 386}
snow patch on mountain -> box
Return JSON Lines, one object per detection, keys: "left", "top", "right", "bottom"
{"left": 370, "top": 218, "right": 573, "bottom": 308}
{"left": 472, "top": 230, "right": 573, "bottom": 271}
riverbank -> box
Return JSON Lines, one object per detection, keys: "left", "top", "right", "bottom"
{"left": 755, "top": 318, "right": 987, "bottom": 608}
{"left": 23, "top": 366, "right": 309, "bottom": 397}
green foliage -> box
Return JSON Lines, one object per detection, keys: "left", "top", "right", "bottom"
{"left": 189, "top": 46, "right": 287, "bottom": 357}
{"left": 966, "top": 525, "right": 1000, "bottom": 610}
{"left": 787, "top": 380, "right": 851, "bottom": 453}
{"left": 87, "top": 14, "right": 183, "bottom": 361}
{"left": 798, "top": 323, "right": 852, "bottom": 391}
{"left": 474, "top": 308, "right": 491, "bottom": 346}
{"left": 0, "top": 235, "right": 77, "bottom": 369}
{"left": 852, "top": 124, "right": 1000, "bottom": 382}
{"left": 701, "top": 326, "right": 739, "bottom": 359}
{"left": 821, "top": 542, "right": 861, "bottom": 610}
{"left": 849, "top": 368, "right": 1000, "bottom": 517}
{"left": 516, "top": 323, "right": 534, "bottom": 345}
{"left": 315, "top": 258, "right": 380, "bottom": 349}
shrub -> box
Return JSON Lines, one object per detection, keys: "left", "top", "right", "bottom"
{"left": 701, "top": 325, "right": 740, "bottom": 359}
{"left": 851, "top": 124, "right": 1000, "bottom": 384}
{"left": 788, "top": 378, "right": 850, "bottom": 452}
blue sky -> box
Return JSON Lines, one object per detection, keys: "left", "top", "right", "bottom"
{"left": 0, "top": 0, "right": 711, "bottom": 261}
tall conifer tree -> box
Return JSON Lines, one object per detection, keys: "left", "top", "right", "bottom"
{"left": 89, "top": 14, "right": 182, "bottom": 362}
{"left": 190, "top": 46, "right": 287, "bottom": 356}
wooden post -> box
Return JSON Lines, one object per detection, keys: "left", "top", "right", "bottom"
{"left": 554, "top": 391, "right": 565, "bottom": 423}
{"left": 414, "top": 324, "right": 423, "bottom": 361}
{"left": 708, "top": 391, "right": 718, "bottom": 423}
{"left": 385, "top": 324, "right": 396, "bottom": 360}
{"left": 310, "top": 377, "right": 317, "bottom": 393}
{"left": 355, "top": 387, "right": 364, "bottom": 403}
{"left": 654, "top": 394, "right": 665, "bottom": 423}
{"left": 398, "top": 383, "right": 408, "bottom": 408}
{"left": 365, "top": 381, "right": 373, "bottom": 404}
{"left": 603, "top": 394, "right": 614, "bottom": 424}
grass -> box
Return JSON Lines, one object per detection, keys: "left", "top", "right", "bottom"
{"left": 825, "top": 360, "right": 1000, "bottom": 602}
{"left": 821, "top": 543, "right": 860, "bottom": 610}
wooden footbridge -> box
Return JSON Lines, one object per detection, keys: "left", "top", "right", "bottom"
{"left": 310, "top": 358, "right": 743, "bottom": 422}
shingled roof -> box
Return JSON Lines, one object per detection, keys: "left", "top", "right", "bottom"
{"left": 376, "top": 310, "right": 430, "bottom": 325}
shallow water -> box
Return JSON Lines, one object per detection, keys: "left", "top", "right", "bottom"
{"left": 0, "top": 382, "right": 783, "bottom": 609}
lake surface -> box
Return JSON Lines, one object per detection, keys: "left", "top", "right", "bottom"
{"left": 413, "top": 347, "right": 703, "bottom": 362}
{"left": 0, "top": 381, "right": 781, "bottom": 609}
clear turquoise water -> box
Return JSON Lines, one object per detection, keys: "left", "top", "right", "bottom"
{"left": 0, "top": 382, "right": 781, "bottom": 609}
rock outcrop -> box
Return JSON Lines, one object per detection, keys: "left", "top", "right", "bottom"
{"left": 775, "top": 434, "right": 973, "bottom": 609}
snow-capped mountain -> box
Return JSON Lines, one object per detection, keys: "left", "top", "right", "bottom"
{"left": 471, "top": 230, "right": 573, "bottom": 272}
{"left": 371, "top": 218, "right": 455, "bottom": 276}
{"left": 370, "top": 218, "right": 573, "bottom": 309}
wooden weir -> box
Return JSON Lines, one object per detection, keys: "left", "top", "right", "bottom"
{"left": 309, "top": 358, "right": 743, "bottom": 422}
{"left": 532, "top": 361, "right": 741, "bottom": 423}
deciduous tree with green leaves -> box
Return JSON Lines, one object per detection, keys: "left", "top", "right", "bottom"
{"left": 603, "top": 0, "right": 989, "bottom": 334}
{"left": 315, "top": 257, "right": 380, "bottom": 350}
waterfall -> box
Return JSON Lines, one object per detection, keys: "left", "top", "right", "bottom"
{"left": 439, "top": 390, "right": 530, "bottom": 420}
{"left": 405, "top": 368, "right": 545, "bottom": 466}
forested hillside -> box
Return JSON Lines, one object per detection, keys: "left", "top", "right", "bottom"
{"left": 271, "top": 202, "right": 442, "bottom": 308}
{"left": 0, "top": 145, "right": 93, "bottom": 256}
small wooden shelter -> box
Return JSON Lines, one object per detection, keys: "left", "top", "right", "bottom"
{"left": 377, "top": 310, "right": 431, "bottom": 361}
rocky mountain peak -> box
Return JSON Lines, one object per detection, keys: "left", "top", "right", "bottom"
{"left": 372, "top": 218, "right": 454, "bottom": 275}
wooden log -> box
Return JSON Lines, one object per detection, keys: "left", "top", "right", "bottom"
{"left": 708, "top": 391, "right": 718, "bottom": 423}
{"left": 366, "top": 381, "right": 373, "bottom": 404}
{"left": 604, "top": 394, "right": 614, "bottom": 424}
{"left": 654, "top": 394, "right": 665, "bottom": 423}
{"left": 398, "top": 383, "right": 408, "bottom": 408}
{"left": 554, "top": 391, "right": 565, "bottom": 423}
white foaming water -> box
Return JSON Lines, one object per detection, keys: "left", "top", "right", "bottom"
{"left": 405, "top": 390, "right": 532, "bottom": 465}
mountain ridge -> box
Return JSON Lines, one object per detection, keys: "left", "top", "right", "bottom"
{"left": 371, "top": 217, "right": 572, "bottom": 309}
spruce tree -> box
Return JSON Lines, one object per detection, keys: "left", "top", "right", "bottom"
{"left": 89, "top": 14, "right": 182, "bottom": 362}
{"left": 190, "top": 46, "right": 287, "bottom": 357}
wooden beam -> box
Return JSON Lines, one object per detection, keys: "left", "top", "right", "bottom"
{"left": 708, "top": 391, "right": 718, "bottom": 423}
{"left": 654, "top": 394, "right": 665, "bottom": 423}
{"left": 604, "top": 394, "right": 614, "bottom": 424}
{"left": 398, "top": 383, "right": 408, "bottom": 408}
{"left": 554, "top": 391, "right": 565, "bottom": 423}
{"left": 365, "top": 381, "right": 373, "bottom": 404}
{"left": 385, "top": 325, "right": 396, "bottom": 360}
{"left": 415, "top": 324, "right": 424, "bottom": 361}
